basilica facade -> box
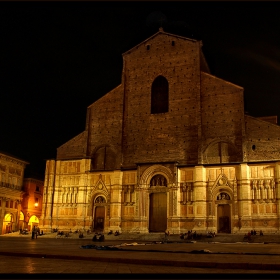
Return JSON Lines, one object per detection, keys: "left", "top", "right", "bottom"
{"left": 41, "top": 28, "right": 280, "bottom": 234}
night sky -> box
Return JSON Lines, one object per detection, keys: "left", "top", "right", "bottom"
{"left": 1, "top": 1, "right": 280, "bottom": 179}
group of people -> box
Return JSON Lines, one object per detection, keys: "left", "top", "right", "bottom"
{"left": 92, "top": 232, "right": 105, "bottom": 241}
{"left": 206, "top": 231, "right": 216, "bottom": 238}
{"left": 31, "top": 226, "right": 41, "bottom": 239}
{"left": 244, "top": 229, "right": 264, "bottom": 240}
{"left": 107, "top": 230, "right": 120, "bottom": 236}
{"left": 179, "top": 230, "right": 202, "bottom": 240}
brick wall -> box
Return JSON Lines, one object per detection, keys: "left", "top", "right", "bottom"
{"left": 87, "top": 85, "right": 124, "bottom": 167}
{"left": 200, "top": 72, "right": 245, "bottom": 163}
{"left": 122, "top": 33, "right": 202, "bottom": 167}
{"left": 245, "top": 115, "right": 280, "bottom": 161}
{"left": 57, "top": 131, "right": 87, "bottom": 160}
{"left": 56, "top": 30, "right": 280, "bottom": 167}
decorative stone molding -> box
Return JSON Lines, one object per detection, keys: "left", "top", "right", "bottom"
{"left": 211, "top": 176, "right": 234, "bottom": 205}
{"left": 217, "top": 192, "right": 230, "bottom": 200}
{"left": 251, "top": 179, "right": 276, "bottom": 202}
{"left": 123, "top": 202, "right": 135, "bottom": 206}
{"left": 88, "top": 177, "right": 109, "bottom": 198}
{"left": 179, "top": 182, "right": 193, "bottom": 204}
{"left": 139, "top": 164, "right": 173, "bottom": 187}
{"left": 147, "top": 186, "right": 168, "bottom": 193}
{"left": 211, "top": 173, "right": 234, "bottom": 195}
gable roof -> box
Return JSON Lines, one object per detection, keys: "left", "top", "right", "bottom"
{"left": 122, "top": 27, "right": 200, "bottom": 56}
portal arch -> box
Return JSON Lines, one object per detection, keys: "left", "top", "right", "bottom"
{"left": 139, "top": 164, "right": 173, "bottom": 188}
{"left": 139, "top": 165, "right": 173, "bottom": 233}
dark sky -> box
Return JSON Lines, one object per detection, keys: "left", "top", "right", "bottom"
{"left": 1, "top": 1, "right": 280, "bottom": 179}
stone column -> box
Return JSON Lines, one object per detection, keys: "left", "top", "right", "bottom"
{"left": 137, "top": 186, "right": 149, "bottom": 233}
{"left": 41, "top": 160, "right": 56, "bottom": 232}
{"left": 0, "top": 197, "right": 6, "bottom": 234}
{"left": 15, "top": 200, "right": 21, "bottom": 232}
{"left": 168, "top": 184, "right": 180, "bottom": 234}
{"left": 238, "top": 163, "right": 251, "bottom": 232}
{"left": 192, "top": 166, "right": 207, "bottom": 232}
{"left": 275, "top": 162, "right": 280, "bottom": 232}
{"left": 108, "top": 171, "right": 122, "bottom": 232}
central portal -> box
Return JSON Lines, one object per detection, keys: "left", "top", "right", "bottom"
{"left": 149, "top": 193, "right": 167, "bottom": 232}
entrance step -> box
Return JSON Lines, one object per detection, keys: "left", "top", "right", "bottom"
{"left": 105, "top": 233, "right": 166, "bottom": 241}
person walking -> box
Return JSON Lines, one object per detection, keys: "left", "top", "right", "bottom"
{"left": 31, "top": 226, "right": 36, "bottom": 239}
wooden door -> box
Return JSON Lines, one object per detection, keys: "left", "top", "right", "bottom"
{"left": 94, "top": 206, "right": 105, "bottom": 231}
{"left": 217, "top": 204, "right": 231, "bottom": 233}
{"left": 149, "top": 193, "right": 167, "bottom": 232}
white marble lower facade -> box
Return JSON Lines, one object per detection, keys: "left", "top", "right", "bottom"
{"left": 40, "top": 159, "right": 280, "bottom": 234}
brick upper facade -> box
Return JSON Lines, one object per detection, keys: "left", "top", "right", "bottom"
{"left": 57, "top": 28, "right": 280, "bottom": 167}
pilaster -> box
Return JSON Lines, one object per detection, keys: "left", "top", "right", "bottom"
{"left": 238, "top": 163, "right": 252, "bottom": 231}
{"left": 192, "top": 165, "right": 207, "bottom": 231}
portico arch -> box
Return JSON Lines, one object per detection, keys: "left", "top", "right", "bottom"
{"left": 3, "top": 213, "right": 14, "bottom": 234}
{"left": 28, "top": 215, "right": 39, "bottom": 231}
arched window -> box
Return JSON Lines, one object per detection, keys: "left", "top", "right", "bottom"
{"left": 91, "top": 145, "right": 115, "bottom": 170}
{"left": 151, "top": 75, "right": 169, "bottom": 114}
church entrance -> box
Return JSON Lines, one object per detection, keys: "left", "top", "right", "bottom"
{"left": 217, "top": 204, "right": 231, "bottom": 233}
{"left": 94, "top": 206, "right": 105, "bottom": 231}
{"left": 93, "top": 195, "right": 106, "bottom": 232}
{"left": 149, "top": 193, "right": 167, "bottom": 232}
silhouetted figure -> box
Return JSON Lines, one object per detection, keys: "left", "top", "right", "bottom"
{"left": 31, "top": 226, "right": 36, "bottom": 239}
{"left": 248, "top": 231, "right": 251, "bottom": 241}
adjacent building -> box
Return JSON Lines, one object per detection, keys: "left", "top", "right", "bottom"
{"left": 41, "top": 28, "right": 280, "bottom": 234}
{"left": 21, "top": 178, "right": 44, "bottom": 231}
{"left": 0, "top": 151, "right": 28, "bottom": 234}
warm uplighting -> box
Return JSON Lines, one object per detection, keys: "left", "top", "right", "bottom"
{"left": 34, "top": 202, "right": 38, "bottom": 207}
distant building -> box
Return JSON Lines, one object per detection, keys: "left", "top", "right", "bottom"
{"left": 41, "top": 28, "right": 280, "bottom": 234}
{"left": 0, "top": 151, "right": 28, "bottom": 234}
{"left": 21, "top": 178, "right": 44, "bottom": 231}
